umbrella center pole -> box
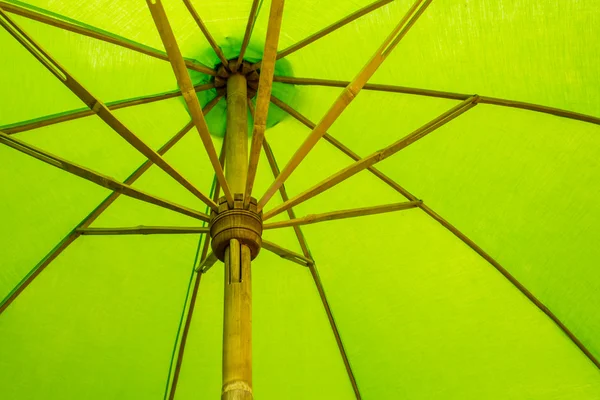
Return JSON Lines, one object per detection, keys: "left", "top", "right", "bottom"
{"left": 214, "top": 72, "right": 259, "bottom": 400}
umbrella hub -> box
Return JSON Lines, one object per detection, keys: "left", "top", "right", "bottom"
{"left": 209, "top": 194, "right": 263, "bottom": 262}
{"left": 214, "top": 60, "right": 260, "bottom": 99}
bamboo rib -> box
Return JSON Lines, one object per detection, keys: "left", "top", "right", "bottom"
{"left": 264, "top": 201, "right": 421, "bottom": 229}
{"left": 270, "top": 94, "right": 416, "bottom": 200}
{"left": 258, "top": 0, "right": 431, "bottom": 211}
{"left": 0, "top": 9, "right": 216, "bottom": 209}
{"left": 244, "top": 0, "right": 285, "bottom": 207}
{"left": 168, "top": 129, "right": 227, "bottom": 400}
{"left": 278, "top": 92, "right": 600, "bottom": 372}
{"left": 77, "top": 226, "right": 209, "bottom": 235}
{"left": 262, "top": 240, "right": 314, "bottom": 267}
{"left": 261, "top": 136, "right": 311, "bottom": 258}
{"left": 183, "top": 0, "right": 229, "bottom": 66}
{"left": 166, "top": 272, "right": 202, "bottom": 400}
{"left": 0, "top": 131, "right": 211, "bottom": 222}
{"left": 261, "top": 129, "right": 363, "bottom": 399}
{"left": 308, "top": 263, "right": 362, "bottom": 399}
{"left": 417, "top": 202, "right": 600, "bottom": 370}
{"left": 273, "top": 76, "right": 469, "bottom": 100}
{"left": 195, "top": 252, "right": 219, "bottom": 273}
{"left": 0, "top": 1, "right": 215, "bottom": 76}
{"left": 3, "top": 83, "right": 214, "bottom": 135}
{"left": 251, "top": 0, "right": 394, "bottom": 71}
{"left": 0, "top": 99, "right": 221, "bottom": 315}
{"left": 263, "top": 96, "right": 478, "bottom": 220}
{"left": 146, "top": 0, "right": 233, "bottom": 208}
{"left": 234, "top": 0, "right": 262, "bottom": 72}
{"left": 273, "top": 76, "right": 600, "bottom": 126}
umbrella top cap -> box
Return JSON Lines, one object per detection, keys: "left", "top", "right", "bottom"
{"left": 213, "top": 60, "right": 260, "bottom": 99}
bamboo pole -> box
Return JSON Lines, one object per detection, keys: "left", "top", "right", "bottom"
{"left": 222, "top": 73, "right": 253, "bottom": 400}
{"left": 263, "top": 96, "right": 478, "bottom": 221}
{"left": 258, "top": 0, "right": 432, "bottom": 211}
{"left": 251, "top": 0, "right": 394, "bottom": 71}
{"left": 263, "top": 201, "right": 421, "bottom": 229}
{"left": 146, "top": 0, "right": 233, "bottom": 208}
{"left": 0, "top": 1, "right": 216, "bottom": 76}
{"left": 244, "top": 0, "right": 285, "bottom": 207}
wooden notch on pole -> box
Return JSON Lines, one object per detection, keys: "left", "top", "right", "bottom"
{"left": 244, "top": 0, "right": 285, "bottom": 207}
{"left": 257, "top": 0, "right": 432, "bottom": 211}
{"left": 146, "top": 0, "right": 233, "bottom": 208}
{"left": 264, "top": 201, "right": 421, "bottom": 229}
{"left": 0, "top": 1, "right": 216, "bottom": 76}
{"left": 251, "top": 0, "right": 394, "bottom": 71}
{"left": 263, "top": 96, "right": 479, "bottom": 221}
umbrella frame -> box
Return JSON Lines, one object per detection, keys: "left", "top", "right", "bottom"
{"left": 1, "top": 0, "right": 600, "bottom": 399}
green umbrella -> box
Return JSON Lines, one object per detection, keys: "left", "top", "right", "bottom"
{"left": 1, "top": 0, "right": 599, "bottom": 398}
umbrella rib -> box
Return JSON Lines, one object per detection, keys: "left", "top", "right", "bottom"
{"left": 182, "top": 0, "right": 229, "bottom": 67}
{"left": 262, "top": 135, "right": 362, "bottom": 398}
{"left": 257, "top": 0, "right": 432, "bottom": 211}
{"left": 0, "top": 131, "right": 211, "bottom": 222}
{"left": 274, "top": 76, "right": 600, "bottom": 126}
{"left": 270, "top": 94, "right": 416, "bottom": 200}
{"left": 2, "top": 83, "right": 214, "bottom": 135}
{"left": 412, "top": 200, "right": 600, "bottom": 370}
{"left": 248, "top": 101, "right": 315, "bottom": 269}
{"left": 261, "top": 135, "right": 312, "bottom": 258}
{"left": 263, "top": 96, "right": 478, "bottom": 221}
{"left": 244, "top": 0, "right": 285, "bottom": 207}
{"left": 251, "top": 0, "right": 394, "bottom": 71}
{"left": 308, "top": 263, "right": 362, "bottom": 399}
{"left": 166, "top": 128, "right": 227, "bottom": 400}
{"left": 0, "top": 98, "right": 221, "bottom": 315}
{"left": 0, "top": 9, "right": 217, "bottom": 210}
{"left": 77, "top": 226, "right": 210, "bottom": 235}
{"left": 0, "top": 1, "right": 215, "bottom": 76}
{"left": 146, "top": 0, "right": 233, "bottom": 208}
{"left": 196, "top": 252, "right": 218, "bottom": 273}
{"left": 233, "top": 0, "right": 262, "bottom": 72}
{"left": 261, "top": 240, "right": 314, "bottom": 267}
{"left": 274, "top": 86, "right": 600, "bottom": 371}
{"left": 264, "top": 201, "right": 422, "bottom": 229}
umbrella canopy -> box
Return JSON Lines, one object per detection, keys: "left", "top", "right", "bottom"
{"left": 1, "top": 0, "right": 599, "bottom": 399}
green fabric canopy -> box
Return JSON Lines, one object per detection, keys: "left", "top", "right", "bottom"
{"left": 1, "top": 0, "right": 599, "bottom": 398}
